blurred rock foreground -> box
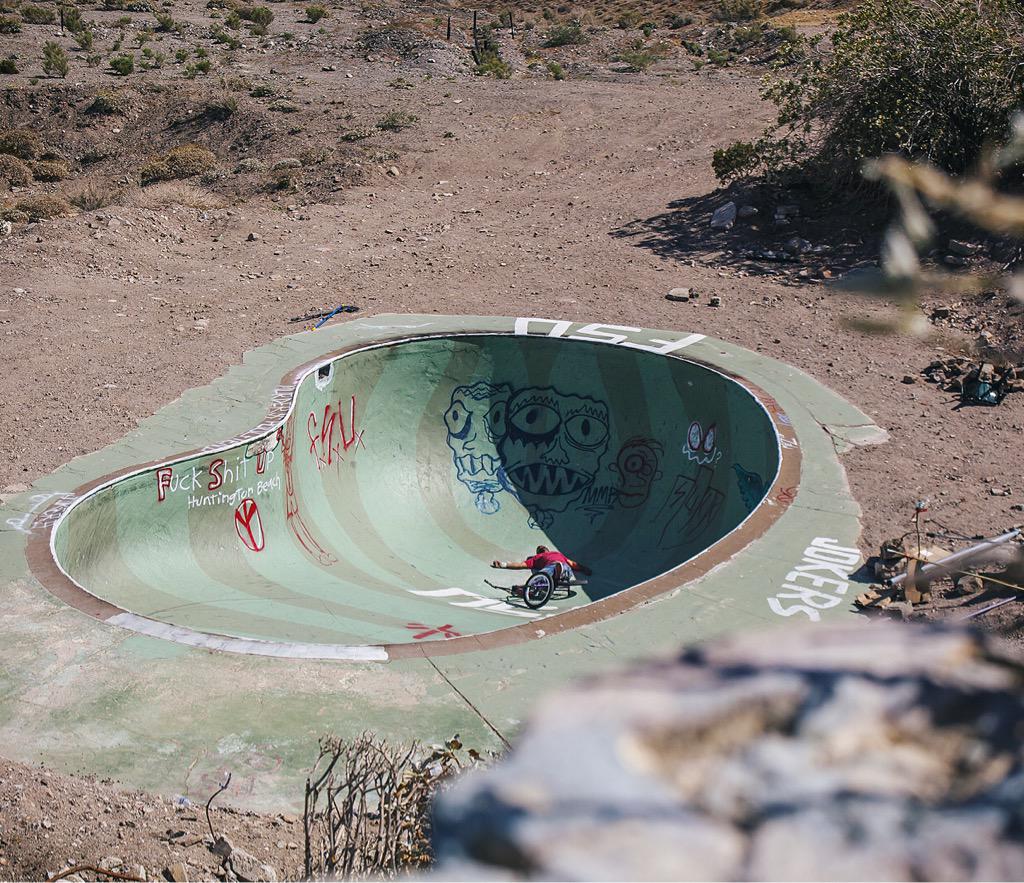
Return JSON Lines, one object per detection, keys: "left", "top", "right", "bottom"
{"left": 430, "top": 622, "right": 1024, "bottom": 881}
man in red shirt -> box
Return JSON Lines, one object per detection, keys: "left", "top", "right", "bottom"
{"left": 491, "top": 545, "right": 592, "bottom": 590}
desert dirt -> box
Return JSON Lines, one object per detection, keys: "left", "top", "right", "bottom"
{"left": 2, "top": 0, "right": 1023, "bottom": 877}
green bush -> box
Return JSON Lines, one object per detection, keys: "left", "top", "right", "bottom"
{"left": 62, "top": 5, "right": 84, "bottom": 32}
{"left": 542, "top": 20, "right": 585, "bottom": 46}
{"left": 305, "top": 4, "right": 326, "bottom": 23}
{"left": 0, "top": 57, "right": 17, "bottom": 73}
{"left": 0, "top": 15, "right": 20, "bottom": 32}
{"left": 42, "top": 40, "right": 69, "bottom": 76}
{"left": 140, "top": 46, "right": 165, "bottom": 67}
{"left": 86, "top": 90, "right": 127, "bottom": 114}
{"left": 714, "top": 0, "right": 1024, "bottom": 186}
{"left": 476, "top": 53, "right": 511, "bottom": 78}
{"left": 241, "top": 4, "right": 271, "bottom": 32}
{"left": 109, "top": 52, "right": 134, "bottom": 74}
{"left": 616, "top": 10, "right": 641, "bottom": 28}
{"left": 184, "top": 58, "right": 212, "bottom": 76}
{"left": 615, "top": 39, "right": 669, "bottom": 72}
{"left": 20, "top": 3, "right": 55, "bottom": 24}
{"left": 376, "top": 110, "right": 417, "bottom": 131}
{"left": 153, "top": 10, "right": 175, "bottom": 30}
{"left": 666, "top": 13, "right": 692, "bottom": 29}
{"left": 714, "top": 0, "right": 762, "bottom": 21}
{"left": 204, "top": 95, "right": 237, "bottom": 118}
{"left": 73, "top": 28, "right": 93, "bottom": 49}
{"left": 546, "top": 60, "right": 564, "bottom": 79}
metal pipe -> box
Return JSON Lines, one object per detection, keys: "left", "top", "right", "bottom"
{"left": 957, "top": 595, "right": 1019, "bottom": 621}
{"left": 888, "top": 528, "right": 1021, "bottom": 587}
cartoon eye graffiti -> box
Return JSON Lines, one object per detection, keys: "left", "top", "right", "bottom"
{"left": 703, "top": 424, "right": 717, "bottom": 453}
{"left": 487, "top": 402, "right": 507, "bottom": 437}
{"left": 688, "top": 421, "right": 703, "bottom": 452}
{"left": 444, "top": 400, "right": 473, "bottom": 440}
{"left": 684, "top": 420, "right": 721, "bottom": 466}
{"left": 565, "top": 413, "right": 609, "bottom": 450}
{"left": 624, "top": 453, "right": 646, "bottom": 474}
{"left": 509, "top": 402, "right": 560, "bottom": 443}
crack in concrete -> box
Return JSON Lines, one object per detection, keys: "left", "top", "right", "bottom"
{"left": 425, "top": 656, "right": 512, "bottom": 751}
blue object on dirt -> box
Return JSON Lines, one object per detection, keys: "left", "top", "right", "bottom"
{"left": 314, "top": 305, "right": 359, "bottom": 328}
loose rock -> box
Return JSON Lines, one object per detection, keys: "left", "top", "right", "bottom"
{"left": 710, "top": 201, "right": 737, "bottom": 230}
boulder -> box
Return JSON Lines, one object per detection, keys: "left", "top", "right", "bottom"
{"left": 431, "top": 622, "right": 1024, "bottom": 881}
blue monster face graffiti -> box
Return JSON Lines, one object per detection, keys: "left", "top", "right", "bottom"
{"left": 444, "top": 382, "right": 511, "bottom": 514}
{"left": 497, "top": 387, "right": 610, "bottom": 528}
{"left": 733, "top": 463, "right": 767, "bottom": 511}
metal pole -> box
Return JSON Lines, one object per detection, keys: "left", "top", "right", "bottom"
{"left": 888, "top": 528, "right": 1021, "bottom": 587}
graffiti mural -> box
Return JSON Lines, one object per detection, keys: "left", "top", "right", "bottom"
{"left": 656, "top": 466, "right": 725, "bottom": 548}
{"left": 444, "top": 382, "right": 512, "bottom": 514}
{"left": 445, "top": 383, "right": 611, "bottom": 528}
{"left": 282, "top": 425, "right": 337, "bottom": 566}
{"left": 733, "top": 463, "right": 767, "bottom": 512}
{"left": 610, "top": 437, "right": 663, "bottom": 509}
{"left": 684, "top": 420, "right": 721, "bottom": 466}
{"left": 234, "top": 498, "right": 265, "bottom": 552}
{"left": 498, "top": 387, "right": 610, "bottom": 529}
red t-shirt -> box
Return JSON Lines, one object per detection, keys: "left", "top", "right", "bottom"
{"left": 525, "top": 551, "right": 572, "bottom": 571}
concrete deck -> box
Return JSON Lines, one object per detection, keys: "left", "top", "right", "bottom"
{"left": 0, "top": 315, "right": 885, "bottom": 810}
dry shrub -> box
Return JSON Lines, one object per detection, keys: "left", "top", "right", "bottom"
{"left": 0, "top": 128, "right": 43, "bottom": 160}
{"left": 30, "top": 159, "right": 70, "bottom": 181}
{"left": 0, "top": 154, "right": 32, "bottom": 188}
{"left": 86, "top": 90, "right": 129, "bottom": 115}
{"left": 2, "top": 193, "right": 73, "bottom": 220}
{"left": 68, "top": 180, "right": 121, "bottom": 210}
{"left": 123, "top": 180, "right": 222, "bottom": 208}
{"left": 303, "top": 733, "right": 486, "bottom": 879}
{"left": 139, "top": 144, "right": 216, "bottom": 185}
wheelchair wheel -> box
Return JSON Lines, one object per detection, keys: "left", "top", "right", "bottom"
{"left": 523, "top": 572, "right": 555, "bottom": 609}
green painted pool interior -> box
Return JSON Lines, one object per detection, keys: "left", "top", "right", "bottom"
{"left": 54, "top": 335, "right": 779, "bottom": 645}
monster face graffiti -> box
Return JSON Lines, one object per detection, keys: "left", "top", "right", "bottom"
{"left": 611, "top": 437, "right": 663, "bottom": 509}
{"left": 444, "top": 383, "right": 612, "bottom": 528}
{"left": 498, "top": 387, "right": 610, "bottom": 528}
{"left": 444, "top": 382, "right": 512, "bottom": 514}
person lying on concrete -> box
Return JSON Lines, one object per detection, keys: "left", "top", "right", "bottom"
{"left": 491, "top": 545, "right": 592, "bottom": 591}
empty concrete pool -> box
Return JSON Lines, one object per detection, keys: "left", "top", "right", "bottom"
{"left": 44, "top": 324, "right": 788, "bottom": 655}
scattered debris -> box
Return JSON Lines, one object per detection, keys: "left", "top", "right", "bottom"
{"left": 289, "top": 305, "right": 359, "bottom": 324}
{"left": 164, "top": 862, "right": 188, "bottom": 883}
{"left": 922, "top": 357, "right": 1024, "bottom": 405}
{"left": 313, "top": 304, "right": 360, "bottom": 328}
{"left": 856, "top": 529, "right": 1023, "bottom": 618}
{"left": 947, "top": 239, "right": 982, "bottom": 257}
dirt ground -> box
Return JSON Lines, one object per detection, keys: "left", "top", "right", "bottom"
{"left": 2, "top": 0, "right": 1023, "bottom": 877}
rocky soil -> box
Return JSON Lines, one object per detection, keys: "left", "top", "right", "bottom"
{"left": 0, "top": 759, "right": 303, "bottom": 882}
